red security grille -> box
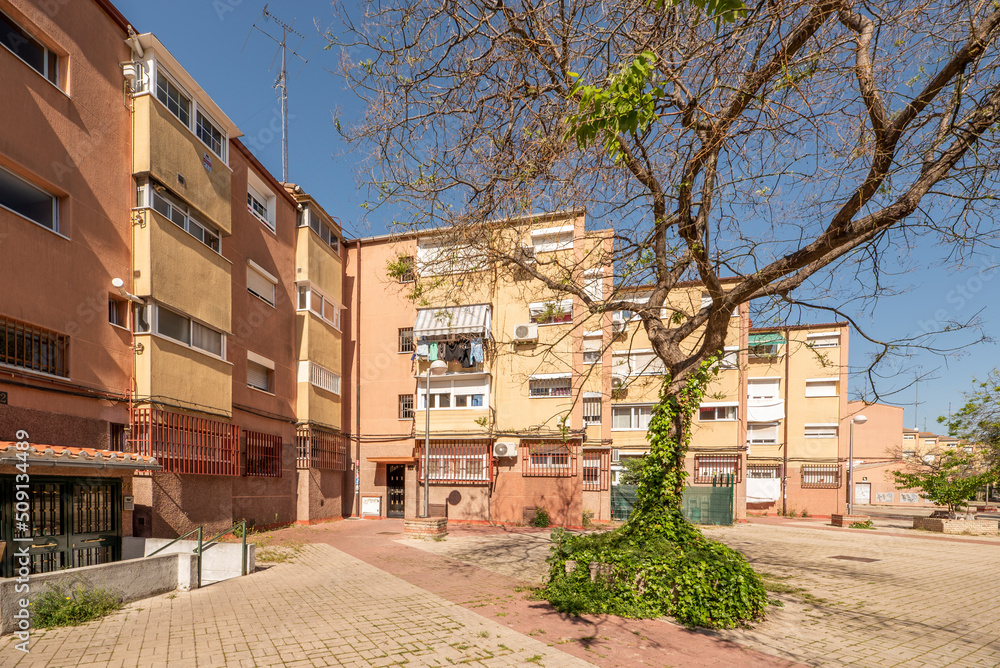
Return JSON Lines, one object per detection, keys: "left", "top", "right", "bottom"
{"left": 523, "top": 440, "right": 578, "bottom": 477}
{"left": 245, "top": 431, "right": 282, "bottom": 478}
{"left": 693, "top": 454, "right": 742, "bottom": 484}
{"left": 296, "top": 425, "right": 348, "bottom": 471}
{"left": 416, "top": 440, "right": 492, "bottom": 485}
{"left": 0, "top": 315, "right": 69, "bottom": 377}
{"left": 582, "top": 449, "right": 610, "bottom": 490}
{"left": 801, "top": 464, "right": 841, "bottom": 489}
{"left": 130, "top": 407, "right": 240, "bottom": 476}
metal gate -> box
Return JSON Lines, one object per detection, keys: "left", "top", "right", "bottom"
{"left": 0, "top": 477, "right": 121, "bottom": 576}
{"left": 610, "top": 480, "right": 734, "bottom": 526}
{"left": 386, "top": 465, "right": 405, "bottom": 518}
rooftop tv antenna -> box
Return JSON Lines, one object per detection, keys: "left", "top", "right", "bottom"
{"left": 244, "top": 4, "right": 309, "bottom": 182}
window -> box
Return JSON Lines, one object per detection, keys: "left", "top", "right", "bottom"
{"left": 747, "top": 423, "right": 778, "bottom": 444}
{"left": 145, "top": 183, "right": 221, "bottom": 253}
{"left": 805, "top": 379, "right": 838, "bottom": 397}
{"left": 0, "top": 165, "right": 58, "bottom": 232}
{"left": 397, "top": 256, "right": 415, "bottom": 283}
{"left": 398, "top": 327, "right": 414, "bottom": 353}
{"left": 0, "top": 314, "right": 69, "bottom": 377}
{"left": 804, "top": 424, "right": 838, "bottom": 438}
{"left": 801, "top": 464, "right": 841, "bottom": 488}
{"left": 748, "top": 378, "right": 780, "bottom": 400}
{"left": 0, "top": 9, "right": 58, "bottom": 86}
{"left": 747, "top": 464, "right": 781, "bottom": 479}
{"left": 418, "top": 375, "right": 489, "bottom": 409}
{"left": 109, "top": 423, "right": 128, "bottom": 451}
{"left": 699, "top": 405, "right": 737, "bottom": 421}
{"left": 153, "top": 305, "right": 225, "bottom": 357}
{"left": 196, "top": 111, "right": 225, "bottom": 160}
{"left": 583, "top": 333, "right": 602, "bottom": 365}
{"left": 247, "top": 354, "right": 274, "bottom": 393}
{"left": 529, "top": 376, "right": 571, "bottom": 397}
{"left": 244, "top": 431, "right": 281, "bottom": 478}
{"left": 418, "top": 441, "right": 491, "bottom": 483}
{"left": 583, "top": 396, "right": 602, "bottom": 425}
{"left": 583, "top": 350, "right": 602, "bottom": 365}
{"left": 529, "top": 300, "right": 572, "bottom": 324}
{"left": 583, "top": 268, "right": 604, "bottom": 301}
{"left": 902, "top": 450, "right": 916, "bottom": 459}
{"left": 299, "top": 206, "right": 342, "bottom": 253}
{"left": 297, "top": 283, "right": 342, "bottom": 330}
{"left": 612, "top": 405, "right": 653, "bottom": 430}
{"left": 108, "top": 297, "right": 127, "bottom": 328}
{"left": 133, "top": 304, "right": 150, "bottom": 333}
{"left": 611, "top": 350, "right": 665, "bottom": 377}
{"left": 963, "top": 445, "right": 974, "bottom": 453}
{"left": 530, "top": 225, "right": 573, "bottom": 253}
{"left": 247, "top": 262, "right": 277, "bottom": 306}
{"left": 305, "top": 361, "right": 341, "bottom": 395}
{"left": 399, "top": 394, "right": 414, "bottom": 419}
{"left": 807, "top": 333, "right": 840, "bottom": 348}
{"left": 523, "top": 441, "right": 576, "bottom": 477}
{"left": 694, "top": 455, "right": 741, "bottom": 484}
{"left": 156, "top": 71, "right": 191, "bottom": 126}
{"left": 718, "top": 346, "right": 738, "bottom": 369}
{"left": 583, "top": 450, "right": 610, "bottom": 490}
{"left": 923, "top": 439, "right": 935, "bottom": 446}
{"left": 903, "top": 433, "right": 915, "bottom": 441}
{"left": 247, "top": 171, "right": 275, "bottom": 230}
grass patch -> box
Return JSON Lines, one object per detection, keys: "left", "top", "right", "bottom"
{"left": 849, "top": 520, "right": 875, "bottom": 530}
{"left": 32, "top": 585, "right": 122, "bottom": 629}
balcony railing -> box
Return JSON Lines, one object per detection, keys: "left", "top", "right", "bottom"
{"left": 130, "top": 407, "right": 240, "bottom": 476}
{"left": 296, "top": 425, "right": 349, "bottom": 471}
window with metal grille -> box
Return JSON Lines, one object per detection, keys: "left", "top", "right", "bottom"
{"left": 801, "top": 464, "right": 841, "bottom": 488}
{"left": 583, "top": 397, "right": 602, "bottom": 425}
{"left": 308, "top": 361, "right": 341, "bottom": 395}
{"left": 130, "top": 407, "right": 241, "bottom": 476}
{"left": 397, "top": 256, "right": 415, "bottom": 283}
{"left": 244, "top": 431, "right": 282, "bottom": 477}
{"left": 747, "top": 464, "right": 781, "bottom": 479}
{"left": 109, "top": 423, "right": 127, "bottom": 451}
{"left": 529, "top": 377, "right": 571, "bottom": 397}
{"left": 398, "top": 327, "right": 414, "bottom": 353}
{"left": 399, "top": 394, "right": 414, "bottom": 419}
{"left": 296, "top": 425, "right": 348, "bottom": 470}
{"left": 0, "top": 315, "right": 69, "bottom": 377}
{"left": 416, "top": 440, "right": 492, "bottom": 484}
{"left": 523, "top": 441, "right": 577, "bottom": 477}
{"left": 694, "top": 455, "right": 741, "bottom": 483}
{"left": 582, "top": 450, "right": 610, "bottom": 490}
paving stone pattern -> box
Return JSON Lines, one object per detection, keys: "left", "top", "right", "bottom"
{"left": 0, "top": 544, "right": 590, "bottom": 668}
{"left": 703, "top": 522, "right": 1000, "bottom": 667}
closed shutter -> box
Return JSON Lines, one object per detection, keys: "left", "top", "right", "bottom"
{"left": 805, "top": 380, "right": 837, "bottom": 397}
{"left": 247, "top": 360, "right": 271, "bottom": 392}
{"left": 247, "top": 266, "right": 276, "bottom": 305}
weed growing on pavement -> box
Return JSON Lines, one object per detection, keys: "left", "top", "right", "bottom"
{"left": 525, "top": 655, "right": 543, "bottom": 664}
{"left": 582, "top": 510, "right": 595, "bottom": 528}
{"left": 542, "top": 364, "right": 768, "bottom": 629}
{"left": 849, "top": 520, "right": 875, "bottom": 529}
{"left": 32, "top": 585, "right": 122, "bottom": 629}
{"left": 800, "top": 509, "right": 810, "bottom": 518}
{"left": 532, "top": 508, "right": 551, "bottom": 527}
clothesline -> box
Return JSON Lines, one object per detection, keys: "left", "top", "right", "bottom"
{"left": 414, "top": 336, "right": 486, "bottom": 368}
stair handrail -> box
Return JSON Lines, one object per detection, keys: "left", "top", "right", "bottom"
{"left": 147, "top": 525, "right": 205, "bottom": 586}
{"left": 196, "top": 520, "right": 248, "bottom": 578}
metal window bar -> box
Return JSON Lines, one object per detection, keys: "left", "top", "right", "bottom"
{"left": 582, "top": 449, "right": 610, "bottom": 490}
{"left": 130, "top": 407, "right": 241, "bottom": 476}
{"left": 415, "top": 440, "right": 493, "bottom": 484}
{"left": 747, "top": 464, "right": 782, "bottom": 479}
{"left": 0, "top": 315, "right": 69, "bottom": 377}
{"left": 296, "top": 425, "right": 348, "bottom": 471}
{"left": 522, "top": 440, "right": 578, "bottom": 477}
{"left": 583, "top": 398, "right": 602, "bottom": 425}
{"left": 801, "top": 464, "right": 842, "bottom": 489}
{"left": 398, "top": 327, "right": 414, "bottom": 353}
{"left": 693, "top": 455, "right": 742, "bottom": 484}
{"left": 244, "top": 431, "right": 282, "bottom": 478}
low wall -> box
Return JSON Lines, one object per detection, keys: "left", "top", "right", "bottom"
{"left": 831, "top": 514, "right": 870, "bottom": 527}
{"left": 0, "top": 552, "right": 197, "bottom": 635}
{"left": 122, "top": 537, "right": 255, "bottom": 583}
{"left": 913, "top": 518, "right": 1000, "bottom": 535}
{"left": 403, "top": 517, "right": 448, "bottom": 538}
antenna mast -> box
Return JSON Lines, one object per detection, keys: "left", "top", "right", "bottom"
{"left": 246, "top": 4, "right": 308, "bottom": 182}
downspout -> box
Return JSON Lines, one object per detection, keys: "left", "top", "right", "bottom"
{"left": 354, "top": 239, "right": 362, "bottom": 518}
{"left": 781, "top": 326, "right": 790, "bottom": 516}
{"left": 126, "top": 46, "right": 138, "bottom": 442}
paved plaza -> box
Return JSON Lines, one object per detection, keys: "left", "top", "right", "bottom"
{"left": 1, "top": 516, "right": 997, "bottom": 666}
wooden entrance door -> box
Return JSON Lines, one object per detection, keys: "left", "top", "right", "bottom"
{"left": 386, "top": 465, "right": 405, "bottom": 518}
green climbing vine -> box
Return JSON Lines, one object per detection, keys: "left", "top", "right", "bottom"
{"left": 541, "top": 357, "right": 770, "bottom": 628}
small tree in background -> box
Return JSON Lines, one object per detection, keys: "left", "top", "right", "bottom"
{"left": 940, "top": 369, "right": 1000, "bottom": 478}
{"left": 893, "top": 449, "right": 991, "bottom": 518}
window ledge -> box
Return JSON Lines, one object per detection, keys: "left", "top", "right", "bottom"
{"left": 144, "top": 332, "right": 232, "bottom": 365}
{"left": 1, "top": 203, "right": 68, "bottom": 240}
{"left": 248, "top": 385, "right": 275, "bottom": 396}
{"left": 248, "top": 290, "right": 277, "bottom": 309}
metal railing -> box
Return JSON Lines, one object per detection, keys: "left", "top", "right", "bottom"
{"left": 146, "top": 520, "right": 248, "bottom": 588}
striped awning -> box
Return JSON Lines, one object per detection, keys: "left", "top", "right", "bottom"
{"left": 749, "top": 332, "right": 786, "bottom": 345}
{"left": 414, "top": 304, "right": 492, "bottom": 338}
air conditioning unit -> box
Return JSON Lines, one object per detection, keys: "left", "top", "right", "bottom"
{"left": 515, "top": 246, "right": 536, "bottom": 264}
{"left": 612, "top": 374, "right": 625, "bottom": 389}
{"left": 513, "top": 323, "right": 538, "bottom": 342}
{"left": 611, "top": 320, "right": 628, "bottom": 335}
{"left": 493, "top": 441, "right": 518, "bottom": 458}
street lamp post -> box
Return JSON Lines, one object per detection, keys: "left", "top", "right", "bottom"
{"left": 848, "top": 414, "right": 868, "bottom": 515}
{"left": 423, "top": 358, "right": 447, "bottom": 518}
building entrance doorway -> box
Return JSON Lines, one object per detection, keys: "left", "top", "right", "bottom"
{"left": 854, "top": 482, "right": 871, "bottom": 505}
{"left": 386, "top": 465, "right": 405, "bottom": 518}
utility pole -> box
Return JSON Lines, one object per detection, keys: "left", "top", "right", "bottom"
{"left": 245, "top": 4, "right": 308, "bottom": 182}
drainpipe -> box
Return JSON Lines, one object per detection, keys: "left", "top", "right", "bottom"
{"left": 354, "top": 240, "right": 362, "bottom": 518}
{"left": 781, "top": 326, "right": 790, "bottom": 516}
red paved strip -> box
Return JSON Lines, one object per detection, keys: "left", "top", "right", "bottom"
{"left": 279, "top": 519, "right": 803, "bottom": 668}
{"left": 747, "top": 515, "right": 1000, "bottom": 546}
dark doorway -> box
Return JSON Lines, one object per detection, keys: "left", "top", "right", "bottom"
{"left": 386, "top": 465, "right": 405, "bottom": 518}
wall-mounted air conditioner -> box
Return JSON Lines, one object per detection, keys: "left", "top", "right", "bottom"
{"left": 611, "top": 320, "right": 628, "bottom": 335}
{"left": 513, "top": 323, "right": 538, "bottom": 342}
{"left": 493, "top": 441, "right": 518, "bottom": 458}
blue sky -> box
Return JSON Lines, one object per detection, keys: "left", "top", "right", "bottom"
{"left": 114, "top": 0, "right": 999, "bottom": 433}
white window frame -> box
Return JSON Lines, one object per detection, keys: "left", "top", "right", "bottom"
{"left": 0, "top": 8, "right": 60, "bottom": 88}
{"left": 699, "top": 403, "right": 738, "bottom": 422}
{"left": 530, "top": 225, "right": 574, "bottom": 253}
{"left": 807, "top": 332, "right": 841, "bottom": 348}
{"left": 0, "top": 165, "right": 59, "bottom": 234}
{"left": 611, "top": 404, "right": 654, "bottom": 431}
{"left": 804, "top": 379, "right": 838, "bottom": 398}
{"left": 296, "top": 282, "right": 343, "bottom": 331}
{"left": 417, "top": 375, "right": 490, "bottom": 410}
{"left": 196, "top": 109, "right": 226, "bottom": 162}
{"left": 528, "top": 375, "right": 572, "bottom": 398}
{"left": 804, "top": 424, "right": 839, "bottom": 439}
{"left": 903, "top": 433, "right": 915, "bottom": 441}
{"left": 142, "top": 302, "right": 226, "bottom": 360}
{"left": 747, "top": 422, "right": 779, "bottom": 444}
{"left": 299, "top": 360, "right": 341, "bottom": 395}
{"left": 141, "top": 182, "right": 221, "bottom": 254}
{"left": 247, "top": 260, "right": 277, "bottom": 307}
{"left": 611, "top": 350, "right": 665, "bottom": 377}
{"left": 247, "top": 171, "right": 276, "bottom": 231}
{"left": 246, "top": 351, "right": 275, "bottom": 394}
{"left": 583, "top": 268, "right": 604, "bottom": 301}
{"left": 583, "top": 396, "right": 602, "bottom": 425}
{"left": 529, "top": 300, "right": 573, "bottom": 325}
{"left": 718, "top": 346, "right": 739, "bottom": 370}
{"left": 151, "top": 63, "right": 229, "bottom": 165}
{"left": 748, "top": 378, "right": 780, "bottom": 400}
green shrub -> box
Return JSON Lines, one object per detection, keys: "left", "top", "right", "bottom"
{"left": 32, "top": 585, "right": 122, "bottom": 629}
{"left": 582, "top": 510, "right": 594, "bottom": 529}
{"left": 849, "top": 520, "right": 875, "bottom": 529}
{"left": 532, "top": 508, "right": 551, "bottom": 528}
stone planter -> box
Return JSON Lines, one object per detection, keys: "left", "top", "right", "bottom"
{"left": 913, "top": 517, "right": 999, "bottom": 535}
{"left": 403, "top": 517, "right": 448, "bottom": 539}
{"left": 831, "top": 514, "right": 871, "bottom": 527}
